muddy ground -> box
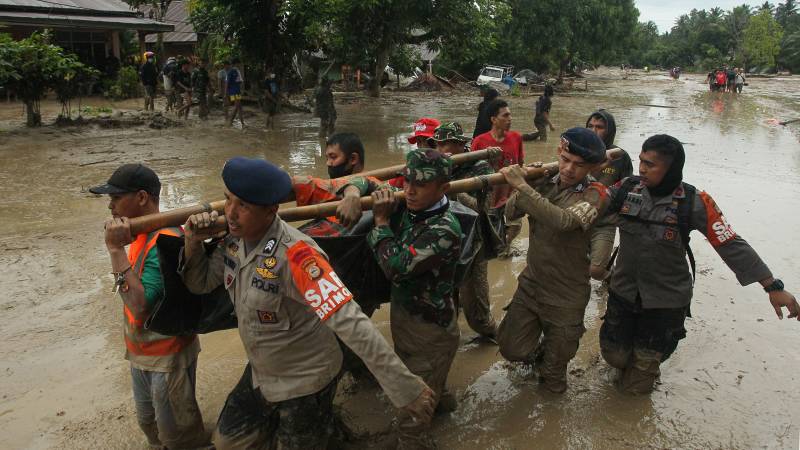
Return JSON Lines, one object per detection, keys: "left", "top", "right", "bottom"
{"left": 0, "top": 68, "right": 798, "bottom": 449}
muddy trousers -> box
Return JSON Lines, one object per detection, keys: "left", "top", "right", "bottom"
{"left": 458, "top": 252, "right": 497, "bottom": 337}
{"left": 213, "top": 363, "right": 338, "bottom": 450}
{"left": 319, "top": 112, "right": 336, "bottom": 137}
{"left": 599, "top": 292, "right": 687, "bottom": 395}
{"left": 130, "top": 361, "right": 207, "bottom": 449}
{"left": 497, "top": 287, "right": 586, "bottom": 393}
{"left": 391, "top": 305, "right": 459, "bottom": 449}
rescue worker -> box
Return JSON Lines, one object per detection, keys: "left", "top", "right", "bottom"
{"left": 174, "top": 59, "right": 193, "bottom": 120}
{"left": 191, "top": 58, "right": 211, "bottom": 120}
{"left": 91, "top": 164, "right": 208, "bottom": 449}
{"left": 366, "top": 149, "right": 462, "bottom": 448}
{"left": 598, "top": 134, "right": 799, "bottom": 395}
{"left": 314, "top": 78, "right": 336, "bottom": 137}
{"left": 432, "top": 122, "right": 498, "bottom": 340}
{"left": 181, "top": 157, "right": 434, "bottom": 449}
{"left": 496, "top": 128, "right": 612, "bottom": 393}
{"left": 408, "top": 117, "right": 440, "bottom": 149}
{"left": 586, "top": 109, "right": 634, "bottom": 279}
{"left": 586, "top": 110, "right": 633, "bottom": 187}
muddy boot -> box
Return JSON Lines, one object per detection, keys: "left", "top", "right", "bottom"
{"left": 619, "top": 349, "right": 662, "bottom": 395}
{"left": 435, "top": 390, "right": 458, "bottom": 415}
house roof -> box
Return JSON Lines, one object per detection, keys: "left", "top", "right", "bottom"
{"left": 0, "top": 0, "right": 173, "bottom": 32}
{"left": 141, "top": 1, "right": 196, "bottom": 43}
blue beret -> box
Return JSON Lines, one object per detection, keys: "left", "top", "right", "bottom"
{"left": 222, "top": 157, "right": 292, "bottom": 206}
{"left": 561, "top": 127, "right": 606, "bottom": 164}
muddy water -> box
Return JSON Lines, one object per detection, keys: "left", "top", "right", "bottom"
{"left": 0, "top": 69, "right": 798, "bottom": 449}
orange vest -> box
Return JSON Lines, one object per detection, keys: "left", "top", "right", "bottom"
{"left": 124, "top": 227, "right": 195, "bottom": 358}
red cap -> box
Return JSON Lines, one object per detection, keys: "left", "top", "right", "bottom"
{"left": 407, "top": 117, "right": 440, "bottom": 144}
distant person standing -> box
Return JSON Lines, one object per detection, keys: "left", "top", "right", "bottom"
{"left": 314, "top": 78, "right": 336, "bottom": 137}
{"left": 191, "top": 58, "right": 211, "bottom": 120}
{"left": 472, "top": 99, "right": 524, "bottom": 208}
{"left": 139, "top": 52, "right": 158, "bottom": 111}
{"left": 726, "top": 66, "right": 737, "bottom": 93}
{"left": 523, "top": 85, "right": 555, "bottom": 141}
{"left": 217, "top": 60, "right": 230, "bottom": 121}
{"left": 174, "top": 59, "right": 193, "bottom": 119}
{"left": 226, "top": 58, "right": 244, "bottom": 127}
{"left": 473, "top": 88, "right": 500, "bottom": 138}
{"left": 735, "top": 68, "right": 746, "bottom": 93}
{"left": 715, "top": 69, "right": 727, "bottom": 93}
{"left": 161, "top": 56, "right": 178, "bottom": 112}
{"left": 264, "top": 72, "right": 279, "bottom": 129}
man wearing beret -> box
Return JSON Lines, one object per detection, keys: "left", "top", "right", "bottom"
{"left": 180, "top": 157, "right": 434, "bottom": 449}
{"left": 432, "top": 122, "right": 498, "bottom": 341}
{"left": 367, "top": 149, "right": 462, "bottom": 449}
{"left": 496, "top": 128, "right": 613, "bottom": 393}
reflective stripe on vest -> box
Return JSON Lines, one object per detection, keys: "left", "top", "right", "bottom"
{"left": 124, "top": 227, "right": 194, "bottom": 356}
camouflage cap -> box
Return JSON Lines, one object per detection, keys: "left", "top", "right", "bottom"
{"left": 402, "top": 149, "right": 452, "bottom": 182}
{"left": 432, "top": 122, "right": 471, "bottom": 143}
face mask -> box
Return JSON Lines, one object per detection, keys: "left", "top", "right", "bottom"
{"left": 327, "top": 161, "right": 352, "bottom": 179}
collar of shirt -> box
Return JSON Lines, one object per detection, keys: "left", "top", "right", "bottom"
{"left": 548, "top": 173, "right": 591, "bottom": 193}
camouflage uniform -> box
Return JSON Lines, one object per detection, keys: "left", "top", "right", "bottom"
{"left": 434, "top": 122, "right": 498, "bottom": 338}
{"left": 365, "top": 149, "right": 462, "bottom": 449}
{"left": 497, "top": 174, "right": 612, "bottom": 393}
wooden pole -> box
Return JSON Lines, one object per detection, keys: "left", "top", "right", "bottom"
{"left": 129, "top": 148, "right": 624, "bottom": 235}
{"left": 128, "top": 149, "right": 497, "bottom": 235}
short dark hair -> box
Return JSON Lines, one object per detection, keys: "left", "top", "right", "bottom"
{"left": 326, "top": 132, "right": 365, "bottom": 166}
{"left": 486, "top": 99, "right": 509, "bottom": 120}
{"left": 231, "top": 58, "right": 240, "bottom": 64}
{"left": 641, "top": 134, "right": 683, "bottom": 161}
{"left": 544, "top": 85, "right": 554, "bottom": 97}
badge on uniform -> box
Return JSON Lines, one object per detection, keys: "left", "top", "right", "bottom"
{"left": 263, "top": 238, "right": 277, "bottom": 256}
{"left": 226, "top": 274, "right": 233, "bottom": 286}
{"left": 257, "top": 310, "right": 278, "bottom": 324}
{"left": 301, "top": 257, "right": 322, "bottom": 280}
{"left": 255, "top": 266, "right": 278, "bottom": 279}
{"left": 263, "top": 257, "right": 277, "bottom": 269}
{"left": 663, "top": 228, "right": 676, "bottom": 241}
{"left": 227, "top": 242, "right": 239, "bottom": 257}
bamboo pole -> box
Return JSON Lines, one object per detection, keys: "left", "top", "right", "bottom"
{"left": 129, "top": 148, "right": 624, "bottom": 235}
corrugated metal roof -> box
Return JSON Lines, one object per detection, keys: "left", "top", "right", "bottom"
{"left": 142, "top": 1, "right": 196, "bottom": 43}
{"left": 0, "top": 0, "right": 133, "bottom": 14}
{"left": 0, "top": 0, "right": 173, "bottom": 32}
{"left": 0, "top": 9, "right": 173, "bottom": 31}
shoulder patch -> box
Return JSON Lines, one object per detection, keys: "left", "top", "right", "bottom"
{"left": 699, "top": 191, "right": 736, "bottom": 247}
{"left": 286, "top": 241, "right": 353, "bottom": 321}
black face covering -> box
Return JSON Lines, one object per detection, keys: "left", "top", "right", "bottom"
{"left": 648, "top": 148, "right": 685, "bottom": 197}
{"left": 327, "top": 162, "right": 352, "bottom": 179}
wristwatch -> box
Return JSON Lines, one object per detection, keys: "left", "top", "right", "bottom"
{"left": 763, "top": 279, "right": 784, "bottom": 293}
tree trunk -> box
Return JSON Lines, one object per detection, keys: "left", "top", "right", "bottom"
{"left": 25, "top": 99, "right": 41, "bottom": 127}
{"left": 368, "top": 48, "right": 390, "bottom": 98}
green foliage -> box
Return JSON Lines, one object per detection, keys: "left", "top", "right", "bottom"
{"left": 105, "top": 66, "right": 142, "bottom": 100}
{"left": 744, "top": 9, "right": 784, "bottom": 68}
{"left": 389, "top": 45, "right": 423, "bottom": 78}
{"left": 779, "top": 30, "right": 800, "bottom": 69}
{"left": 0, "top": 31, "right": 97, "bottom": 126}
{"left": 80, "top": 106, "right": 113, "bottom": 115}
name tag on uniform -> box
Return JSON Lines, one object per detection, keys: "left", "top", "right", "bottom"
{"left": 620, "top": 192, "right": 643, "bottom": 216}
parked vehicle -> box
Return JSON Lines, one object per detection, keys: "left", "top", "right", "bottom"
{"left": 477, "top": 65, "right": 514, "bottom": 85}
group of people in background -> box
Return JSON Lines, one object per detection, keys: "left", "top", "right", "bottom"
{"left": 138, "top": 52, "right": 244, "bottom": 125}
{"left": 707, "top": 65, "right": 746, "bottom": 93}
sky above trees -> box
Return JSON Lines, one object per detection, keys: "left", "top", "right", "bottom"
{"left": 638, "top": 0, "right": 755, "bottom": 31}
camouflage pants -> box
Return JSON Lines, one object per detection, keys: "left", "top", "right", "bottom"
{"left": 213, "top": 364, "right": 338, "bottom": 450}
{"left": 599, "top": 292, "right": 687, "bottom": 395}
{"left": 459, "top": 247, "right": 497, "bottom": 337}
{"left": 497, "top": 279, "right": 586, "bottom": 393}
{"left": 130, "top": 360, "right": 208, "bottom": 449}
{"left": 391, "top": 304, "right": 459, "bottom": 449}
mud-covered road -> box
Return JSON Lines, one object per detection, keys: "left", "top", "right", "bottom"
{"left": 0, "top": 68, "right": 798, "bottom": 449}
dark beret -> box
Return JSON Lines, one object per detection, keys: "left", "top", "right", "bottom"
{"left": 561, "top": 127, "right": 606, "bottom": 164}
{"left": 222, "top": 157, "right": 292, "bottom": 206}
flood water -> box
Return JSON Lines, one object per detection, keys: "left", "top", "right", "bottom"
{"left": 0, "top": 68, "right": 799, "bottom": 449}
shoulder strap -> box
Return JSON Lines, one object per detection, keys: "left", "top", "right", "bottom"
{"left": 608, "top": 176, "right": 640, "bottom": 214}
{"left": 677, "top": 182, "right": 696, "bottom": 284}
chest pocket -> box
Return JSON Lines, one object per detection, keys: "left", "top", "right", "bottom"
{"left": 242, "top": 258, "right": 291, "bottom": 332}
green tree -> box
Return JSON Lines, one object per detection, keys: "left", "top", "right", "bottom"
{"left": 0, "top": 31, "right": 96, "bottom": 126}
{"left": 744, "top": 8, "right": 784, "bottom": 68}
{"left": 779, "top": 30, "right": 800, "bottom": 69}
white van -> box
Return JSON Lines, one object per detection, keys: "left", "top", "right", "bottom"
{"left": 477, "top": 65, "right": 514, "bottom": 85}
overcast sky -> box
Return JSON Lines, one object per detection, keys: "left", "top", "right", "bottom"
{"left": 637, "top": 0, "right": 760, "bottom": 32}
